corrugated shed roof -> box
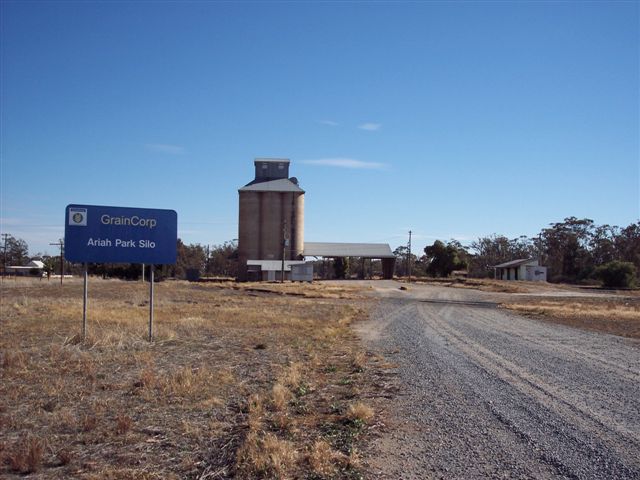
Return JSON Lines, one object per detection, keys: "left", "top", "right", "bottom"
{"left": 239, "top": 178, "right": 304, "bottom": 193}
{"left": 492, "top": 258, "right": 538, "bottom": 268}
{"left": 303, "top": 242, "right": 395, "bottom": 258}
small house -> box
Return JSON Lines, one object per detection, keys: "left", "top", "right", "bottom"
{"left": 493, "top": 258, "right": 547, "bottom": 282}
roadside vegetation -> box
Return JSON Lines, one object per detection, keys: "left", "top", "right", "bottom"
{"left": 501, "top": 295, "right": 640, "bottom": 339}
{"left": 0, "top": 278, "right": 381, "bottom": 479}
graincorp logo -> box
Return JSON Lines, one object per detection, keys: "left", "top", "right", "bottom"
{"left": 69, "top": 207, "right": 87, "bottom": 226}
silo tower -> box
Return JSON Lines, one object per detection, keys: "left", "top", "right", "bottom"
{"left": 237, "top": 158, "right": 305, "bottom": 281}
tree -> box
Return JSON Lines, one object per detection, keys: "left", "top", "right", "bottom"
{"left": 1, "top": 235, "right": 29, "bottom": 270}
{"left": 393, "top": 246, "right": 421, "bottom": 277}
{"left": 173, "top": 240, "right": 207, "bottom": 279}
{"left": 615, "top": 222, "right": 640, "bottom": 276}
{"left": 205, "top": 241, "right": 239, "bottom": 278}
{"left": 468, "top": 235, "right": 537, "bottom": 278}
{"left": 593, "top": 261, "right": 637, "bottom": 288}
{"left": 423, "top": 240, "right": 467, "bottom": 277}
{"left": 42, "top": 256, "right": 56, "bottom": 279}
{"left": 542, "top": 217, "right": 594, "bottom": 282}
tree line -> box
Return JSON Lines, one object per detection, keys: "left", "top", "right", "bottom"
{"left": 4, "top": 216, "right": 639, "bottom": 287}
{"left": 0, "top": 235, "right": 239, "bottom": 281}
{"left": 395, "top": 217, "right": 639, "bottom": 287}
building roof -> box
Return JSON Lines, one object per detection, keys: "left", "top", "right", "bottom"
{"left": 254, "top": 158, "right": 290, "bottom": 164}
{"left": 8, "top": 260, "right": 45, "bottom": 269}
{"left": 492, "top": 258, "right": 538, "bottom": 268}
{"left": 303, "top": 242, "right": 395, "bottom": 258}
{"left": 239, "top": 178, "right": 305, "bottom": 193}
{"left": 247, "top": 260, "right": 306, "bottom": 271}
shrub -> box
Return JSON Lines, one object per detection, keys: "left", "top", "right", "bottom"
{"left": 593, "top": 261, "right": 637, "bottom": 288}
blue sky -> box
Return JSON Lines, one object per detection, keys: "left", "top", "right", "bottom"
{"left": 1, "top": 1, "right": 638, "bottom": 256}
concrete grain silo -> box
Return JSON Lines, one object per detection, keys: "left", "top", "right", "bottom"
{"left": 237, "top": 159, "right": 304, "bottom": 281}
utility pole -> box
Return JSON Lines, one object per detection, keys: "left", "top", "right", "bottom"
{"left": 49, "top": 239, "right": 64, "bottom": 285}
{"left": 281, "top": 220, "right": 287, "bottom": 283}
{"left": 1, "top": 233, "right": 8, "bottom": 282}
{"left": 408, "top": 230, "right": 412, "bottom": 284}
{"left": 538, "top": 233, "right": 543, "bottom": 265}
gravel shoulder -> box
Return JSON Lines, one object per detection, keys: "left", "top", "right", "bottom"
{"left": 355, "top": 281, "right": 640, "bottom": 479}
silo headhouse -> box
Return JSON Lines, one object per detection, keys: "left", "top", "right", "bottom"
{"left": 237, "top": 158, "right": 305, "bottom": 281}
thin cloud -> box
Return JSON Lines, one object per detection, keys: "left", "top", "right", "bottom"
{"left": 389, "top": 232, "right": 475, "bottom": 242}
{"left": 358, "top": 123, "right": 381, "bottom": 131}
{"left": 319, "top": 120, "right": 339, "bottom": 127}
{"left": 145, "top": 143, "right": 186, "bottom": 155}
{"left": 301, "top": 158, "right": 387, "bottom": 170}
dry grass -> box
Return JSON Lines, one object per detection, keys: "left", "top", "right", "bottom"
{"left": 307, "top": 440, "right": 347, "bottom": 477}
{"left": 0, "top": 277, "right": 378, "bottom": 478}
{"left": 236, "top": 432, "right": 299, "bottom": 478}
{"left": 503, "top": 297, "right": 640, "bottom": 339}
{"left": 205, "top": 279, "right": 369, "bottom": 299}
{"left": 346, "top": 402, "right": 375, "bottom": 425}
{"left": 5, "top": 435, "right": 44, "bottom": 474}
{"left": 408, "top": 277, "right": 531, "bottom": 293}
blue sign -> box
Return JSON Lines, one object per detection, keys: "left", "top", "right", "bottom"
{"left": 65, "top": 204, "right": 177, "bottom": 264}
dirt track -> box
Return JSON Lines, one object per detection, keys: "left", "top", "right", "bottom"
{"left": 355, "top": 281, "right": 640, "bottom": 479}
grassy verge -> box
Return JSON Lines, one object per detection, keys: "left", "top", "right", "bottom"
{"left": 0, "top": 278, "right": 378, "bottom": 479}
{"left": 502, "top": 297, "right": 640, "bottom": 339}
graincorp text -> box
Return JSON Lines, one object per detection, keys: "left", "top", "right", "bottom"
{"left": 100, "top": 215, "right": 157, "bottom": 229}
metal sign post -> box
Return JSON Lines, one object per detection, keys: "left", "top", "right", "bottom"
{"left": 82, "top": 263, "right": 88, "bottom": 339}
{"left": 149, "top": 265, "right": 155, "bottom": 342}
{"left": 65, "top": 204, "right": 177, "bottom": 342}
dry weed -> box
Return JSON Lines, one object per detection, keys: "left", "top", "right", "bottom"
{"left": 161, "top": 365, "right": 213, "bottom": 397}
{"left": 307, "top": 439, "right": 345, "bottom": 476}
{"left": 6, "top": 435, "right": 44, "bottom": 474}
{"left": 54, "top": 408, "right": 78, "bottom": 433}
{"left": 1, "top": 350, "right": 27, "bottom": 370}
{"left": 346, "top": 402, "right": 374, "bottom": 425}
{"left": 278, "top": 362, "right": 302, "bottom": 389}
{"left": 247, "top": 394, "right": 265, "bottom": 432}
{"left": 115, "top": 414, "right": 133, "bottom": 435}
{"left": 272, "top": 382, "right": 292, "bottom": 411}
{"left": 237, "top": 431, "right": 298, "bottom": 478}
{"left": 81, "top": 413, "right": 98, "bottom": 432}
{"left": 352, "top": 351, "right": 367, "bottom": 372}
{"left": 136, "top": 366, "right": 158, "bottom": 389}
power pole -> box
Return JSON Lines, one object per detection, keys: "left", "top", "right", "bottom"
{"left": 408, "top": 230, "right": 412, "bottom": 284}
{"left": 281, "top": 220, "right": 287, "bottom": 283}
{"left": 49, "top": 239, "right": 64, "bottom": 285}
{"left": 538, "top": 233, "right": 543, "bottom": 265}
{"left": 1, "top": 233, "right": 8, "bottom": 281}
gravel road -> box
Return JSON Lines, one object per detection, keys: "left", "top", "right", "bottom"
{"left": 355, "top": 281, "right": 640, "bottom": 479}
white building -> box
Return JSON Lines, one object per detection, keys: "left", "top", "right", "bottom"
{"left": 6, "top": 260, "right": 45, "bottom": 276}
{"left": 493, "top": 258, "right": 547, "bottom": 282}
